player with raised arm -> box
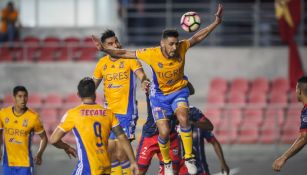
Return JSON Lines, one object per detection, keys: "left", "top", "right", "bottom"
{"left": 272, "top": 76, "right": 307, "bottom": 172}
{"left": 0, "top": 86, "right": 48, "bottom": 175}
{"left": 92, "top": 30, "right": 149, "bottom": 175}
{"left": 177, "top": 107, "right": 230, "bottom": 175}
{"left": 92, "top": 4, "right": 223, "bottom": 175}
{"left": 49, "top": 77, "right": 139, "bottom": 175}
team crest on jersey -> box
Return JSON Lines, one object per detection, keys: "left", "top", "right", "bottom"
{"left": 119, "top": 62, "right": 125, "bottom": 68}
{"left": 169, "top": 62, "right": 173, "bottom": 66}
{"left": 172, "top": 148, "right": 178, "bottom": 155}
{"left": 5, "top": 117, "right": 9, "bottom": 123}
{"left": 103, "top": 64, "right": 107, "bottom": 70}
{"left": 22, "top": 119, "right": 28, "bottom": 127}
{"left": 111, "top": 65, "right": 115, "bottom": 68}
{"left": 158, "top": 62, "right": 163, "bottom": 68}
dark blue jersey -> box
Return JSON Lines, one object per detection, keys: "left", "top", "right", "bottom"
{"left": 300, "top": 105, "right": 307, "bottom": 132}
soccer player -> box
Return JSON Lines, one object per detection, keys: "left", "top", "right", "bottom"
{"left": 178, "top": 107, "right": 230, "bottom": 175}
{"left": 92, "top": 30, "right": 149, "bottom": 175}
{"left": 272, "top": 76, "right": 307, "bottom": 172}
{"left": 50, "top": 77, "right": 139, "bottom": 175}
{"left": 0, "top": 86, "right": 48, "bottom": 175}
{"left": 137, "top": 94, "right": 214, "bottom": 175}
{"left": 92, "top": 4, "right": 223, "bottom": 175}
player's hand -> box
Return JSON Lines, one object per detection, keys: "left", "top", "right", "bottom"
{"left": 91, "top": 35, "right": 104, "bottom": 51}
{"left": 215, "top": 4, "right": 223, "bottom": 24}
{"left": 130, "top": 162, "right": 140, "bottom": 175}
{"left": 141, "top": 79, "right": 151, "bottom": 93}
{"left": 272, "top": 156, "right": 287, "bottom": 171}
{"left": 221, "top": 163, "right": 230, "bottom": 175}
{"left": 64, "top": 146, "right": 77, "bottom": 159}
{"left": 34, "top": 154, "right": 43, "bottom": 165}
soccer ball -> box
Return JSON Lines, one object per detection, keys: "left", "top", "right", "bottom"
{"left": 180, "top": 12, "right": 201, "bottom": 32}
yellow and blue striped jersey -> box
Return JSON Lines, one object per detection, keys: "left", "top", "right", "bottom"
{"left": 136, "top": 40, "right": 190, "bottom": 95}
{"left": 0, "top": 106, "right": 44, "bottom": 167}
{"left": 93, "top": 55, "right": 142, "bottom": 115}
{"left": 58, "top": 103, "right": 120, "bottom": 175}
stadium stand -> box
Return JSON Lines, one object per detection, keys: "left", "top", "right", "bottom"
{"left": 205, "top": 77, "right": 303, "bottom": 144}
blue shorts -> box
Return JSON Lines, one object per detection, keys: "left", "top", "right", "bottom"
{"left": 109, "top": 113, "right": 138, "bottom": 140}
{"left": 3, "top": 166, "right": 32, "bottom": 175}
{"left": 150, "top": 87, "right": 189, "bottom": 121}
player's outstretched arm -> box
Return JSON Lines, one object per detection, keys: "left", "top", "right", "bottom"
{"left": 272, "top": 132, "right": 307, "bottom": 171}
{"left": 91, "top": 35, "right": 137, "bottom": 59}
{"left": 34, "top": 131, "right": 48, "bottom": 165}
{"left": 211, "top": 138, "right": 230, "bottom": 175}
{"left": 188, "top": 3, "right": 223, "bottom": 47}
{"left": 50, "top": 127, "right": 77, "bottom": 159}
{"left": 113, "top": 125, "right": 140, "bottom": 175}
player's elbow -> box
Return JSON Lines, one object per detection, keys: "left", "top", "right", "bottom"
{"left": 49, "top": 136, "right": 59, "bottom": 145}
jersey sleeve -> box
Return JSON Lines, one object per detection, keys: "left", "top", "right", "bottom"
{"left": 203, "top": 131, "right": 216, "bottom": 143}
{"left": 110, "top": 112, "right": 120, "bottom": 128}
{"left": 33, "top": 115, "right": 45, "bottom": 134}
{"left": 300, "top": 108, "right": 307, "bottom": 132}
{"left": 58, "top": 112, "right": 75, "bottom": 133}
{"left": 93, "top": 58, "right": 104, "bottom": 80}
{"left": 130, "top": 59, "right": 143, "bottom": 72}
{"left": 136, "top": 48, "right": 154, "bottom": 65}
{"left": 180, "top": 40, "right": 191, "bottom": 55}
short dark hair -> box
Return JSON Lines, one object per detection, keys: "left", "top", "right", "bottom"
{"left": 298, "top": 76, "right": 307, "bottom": 84}
{"left": 13, "top": 86, "right": 28, "bottom": 96}
{"left": 101, "top": 30, "right": 116, "bottom": 43}
{"left": 162, "top": 29, "right": 179, "bottom": 39}
{"left": 78, "top": 77, "right": 96, "bottom": 98}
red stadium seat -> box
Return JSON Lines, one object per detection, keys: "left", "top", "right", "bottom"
{"left": 250, "top": 77, "right": 269, "bottom": 93}
{"left": 44, "top": 93, "right": 63, "bottom": 108}
{"left": 43, "top": 37, "right": 61, "bottom": 44}
{"left": 209, "top": 77, "right": 228, "bottom": 94}
{"left": 242, "top": 108, "right": 263, "bottom": 126}
{"left": 224, "top": 108, "right": 242, "bottom": 127}
{"left": 23, "top": 36, "right": 40, "bottom": 43}
{"left": 228, "top": 92, "right": 246, "bottom": 107}
{"left": 263, "top": 107, "right": 285, "bottom": 126}
{"left": 207, "top": 93, "right": 225, "bottom": 107}
{"left": 204, "top": 108, "right": 222, "bottom": 127}
{"left": 216, "top": 120, "right": 238, "bottom": 144}
{"left": 259, "top": 123, "right": 280, "bottom": 144}
{"left": 78, "top": 47, "right": 97, "bottom": 61}
{"left": 64, "top": 37, "right": 80, "bottom": 44}
{"left": 248, "top": 92, "right": 267, "bottom": 107}
{"left": 3, "top": 94, "right": 14, "bottom": 107}
{"left": 237, "top": 125, "right": 259, "bottom": 144}
{"left": 285, "top": 107, "right": 301, "bottom": 122}
{"left": 271, "top": 77, "right": 289, "bottom": 93}
{"left": 27, "top": 93, "right": 43, "bottom": 109}
{"left": 281, "top": 123, "right": 299, "bottom": 144}
{"left": 269, "top": 92, "right": 288, "bottom": 107}
{"left": 40, "top": 108, "right": 58, "bottom": 123}
{"left": 64, "top": 93, "right": 80, "bottom": 108}
{"left": 230, "top": 78, "right": 249, "bottom": 94}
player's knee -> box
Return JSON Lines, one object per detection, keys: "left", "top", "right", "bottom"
{"left": 159, "top": 129, "right": 170, "bottom": 139}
